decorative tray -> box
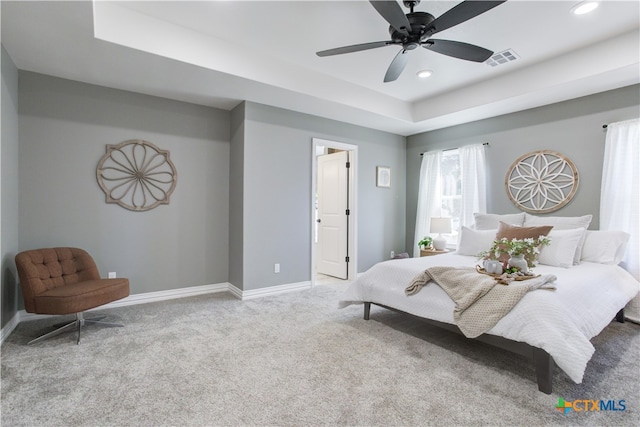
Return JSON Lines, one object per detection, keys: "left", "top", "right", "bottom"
{"left": 475, "top": 265, "right": 540, "bottom": 285}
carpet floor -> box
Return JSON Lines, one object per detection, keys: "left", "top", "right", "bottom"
{"left": 1, "top": 283, "right": 639, "bottom": 426}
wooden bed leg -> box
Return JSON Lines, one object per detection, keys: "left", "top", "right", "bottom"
{"left": 533, "top": 348, "right": 553, "bottom": 394}
{"left": 364, "top": 302, "right": 371, "bottom": 320}
{"left": 616, "top": 308, "right": 625, "bottom": 323}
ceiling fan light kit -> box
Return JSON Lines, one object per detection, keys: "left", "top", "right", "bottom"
{"left": 317, "top": 0, "right": 507, "bottom": 82}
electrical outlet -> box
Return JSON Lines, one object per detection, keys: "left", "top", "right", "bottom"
{"left": 108, "top": 272, "right": 116, "bottom": 279}
{"left": 274, "top": 263, "right": 280, "bottom": 273}
{"left": 390, "top": 251, "right": 395, "bottom": 259}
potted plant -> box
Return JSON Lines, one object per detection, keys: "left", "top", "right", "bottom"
{"left": 418, "top": 236, "right": 433, "bottom": 250}
{"left": 478, "top": 235, "right": 551, "bottom": 273}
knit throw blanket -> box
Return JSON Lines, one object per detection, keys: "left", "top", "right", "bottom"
{"left": 405, "top": 267, "right": 557, "bottom": 338}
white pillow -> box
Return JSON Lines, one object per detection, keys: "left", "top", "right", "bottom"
{"left": 581, "top": 230, "right": 630, "bottom": 265}
{"left": 523, "top": 213, "right": 593, "bottom": 264}
{"left": 456, "top": 227, "right": 498, "bottom": 256}
{"left": 538, "top": 228, "right": 586, "bottom": 268}
{"left": 473, "top": 213, "right": 525, "bottom": 230}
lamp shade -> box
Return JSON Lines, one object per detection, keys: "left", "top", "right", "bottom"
{"left": 430, "top": 217, "right": 452, "bottom": 234}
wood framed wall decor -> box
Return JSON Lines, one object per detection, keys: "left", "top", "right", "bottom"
{"left": 505, "top": 150, "right": 579, "bottom": 213}
{"left": 376, "top": 166, "right": 391, "bottom": 188}
{"left": 97, "top": 139, "right": 177, "bottom": 211}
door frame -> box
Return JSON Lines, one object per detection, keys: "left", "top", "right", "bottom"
{"left": 311, "top": 138, "right": 358, "bottom": 285}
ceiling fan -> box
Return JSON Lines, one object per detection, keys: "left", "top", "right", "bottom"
{"left": 316, "top": 0, "right": 506, "bottom": 82}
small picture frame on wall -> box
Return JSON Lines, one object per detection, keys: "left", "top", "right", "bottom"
{"left": 376, "top": 166, "right": 391, "bottom": 188}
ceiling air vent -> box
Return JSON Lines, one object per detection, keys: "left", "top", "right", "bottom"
{"left": 485, "top": 49, "right": 519, "bottom": 67}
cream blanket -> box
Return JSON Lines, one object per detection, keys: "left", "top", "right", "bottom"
{"left": 405, "top": 267, "right": 557, "bottom": 338}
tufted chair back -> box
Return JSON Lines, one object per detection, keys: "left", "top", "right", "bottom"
{"left": 15, "top": 247, "right": 101, "bottom": 313}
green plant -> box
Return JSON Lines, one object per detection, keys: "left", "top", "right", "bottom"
{"left": 418, "top": 236, "right": 433, "bottom": 249}
{"left": 478, "top": 235, "right": 552, "bottom": 267}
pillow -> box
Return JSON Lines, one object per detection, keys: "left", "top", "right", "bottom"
{"left": 473, "top": 212, "right": 525, "bottom": 230}
{"left": 494, "top": 222, "right": 553, "bottom": 264}
{"left": 523, "top": 213, "right": 592, "bottom": 264}
{"left": 456, "top": 227, "right": 498, "bottom": 256}
{"left": 538, "top": 228, "right": 586, "bottom": 268}
{"left": 523, "top": 213, "right": 593, "bottom": 229}
{"left": 580, "top": 230, "right": 630, "bottom": 265}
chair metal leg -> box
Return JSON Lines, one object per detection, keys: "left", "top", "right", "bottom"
{"left": 77, "top": 313, "right": 83, "bottom": 344}
{"left": 85, "top": 320, "right": 124, "bottom": 327}
{"left": 28, "top": 312, "right": 124, "bottom": 345}
{"left": 28, "top": 320, "right": 78, "bottom": 345}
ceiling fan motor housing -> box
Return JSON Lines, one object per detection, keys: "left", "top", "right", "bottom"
{"left": 388, "top": 12, "right": 435, "bottom": 43}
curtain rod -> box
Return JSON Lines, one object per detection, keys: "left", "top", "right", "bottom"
{"left": 420, "top": 142, "right": 489, "bottom": 156}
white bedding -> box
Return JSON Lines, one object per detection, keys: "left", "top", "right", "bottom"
{"left": 339, "top": 253, "right": 639, "bottom": 383}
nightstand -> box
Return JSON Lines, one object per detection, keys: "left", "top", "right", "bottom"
{"left": 420, "top": 249, "right": 449, "bottom": 257}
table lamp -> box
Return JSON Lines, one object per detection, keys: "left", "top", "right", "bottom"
{"left": 430, "top": 217, "right": 452, "bottom": 251}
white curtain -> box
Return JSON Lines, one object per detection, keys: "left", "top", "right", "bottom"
{"left": 459, "top": 144, "right": 487, "bottom": 228}
{"left": 414, "top": 150, "right": 442, "bottom": 257}
{"left": 601, "top": 118, "right": 640, "bottom": 322}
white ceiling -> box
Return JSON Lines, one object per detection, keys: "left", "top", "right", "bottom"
{"left": 2, "top": 1, "right": 639, "bottom": 135}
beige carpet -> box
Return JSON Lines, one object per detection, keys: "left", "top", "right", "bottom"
{"left": 2, "top": 283, "right": 639, "bottom": 426}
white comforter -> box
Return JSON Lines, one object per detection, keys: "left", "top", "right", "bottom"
{"left": 339, "top": 253, "right": 639, "bottom": 383}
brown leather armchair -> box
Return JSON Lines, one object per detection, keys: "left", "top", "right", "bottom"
{"left": 15, "top": 247, "right": 130, "bottom": 344}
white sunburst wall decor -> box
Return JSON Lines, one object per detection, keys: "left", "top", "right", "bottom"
{"left": 505, "top": 150, "right": 579, "bottom": 213}
{"left": 96, "top": 139, "right": 177, "bottom": 211}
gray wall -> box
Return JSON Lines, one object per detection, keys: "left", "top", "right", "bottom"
{"left": 1, "top": 46, "right": 20, "bottom": 328}
{"left": 12, "top": 72, "right": 407, "bottom": 300}
{"left": 238, "top": 101, "right": 406, "bottom": 291}
{"left": 229, "top": 103, "right": 245, "bottom": 288}
{"left": 18, "top": 72, "right": 231, "bottom": 297}
{"left": 406, "top": 84, "right": 640, "bottom": 249}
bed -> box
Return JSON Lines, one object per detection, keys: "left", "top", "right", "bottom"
{"left": 338, "top": 213, "right": 639, "bottom": 394}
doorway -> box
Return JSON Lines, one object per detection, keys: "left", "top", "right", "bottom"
{"left": 311, "top": 138, "right": 358, "bottom": 286}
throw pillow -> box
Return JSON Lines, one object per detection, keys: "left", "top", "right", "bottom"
{"left": 523, "top": 213, "right": 592, "bottom": 264}
{"left": 456, "top": 227, "right": 498, "bottom": 256}
{"left": 538, "top": 228, "right": 586, "bottom": 268}
{"left": 494, "top": 221, "right": 554, "bottom": 265}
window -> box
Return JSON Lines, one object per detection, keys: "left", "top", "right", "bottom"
{"left": 440, "top": 149, "right": 461, "bottom": 246}
{"left": 414, "top": 144, "right": 486, "bottom": 256}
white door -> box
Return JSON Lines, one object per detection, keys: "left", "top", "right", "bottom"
{"left": 316, "top": 151, "right": 349, "bottom": 279}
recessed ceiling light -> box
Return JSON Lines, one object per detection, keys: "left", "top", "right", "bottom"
{"left": 571, "top": 1, "right": 599, "bottom": 15}
{"left": 417, "top": 70, "right": 433, "bottom": 78}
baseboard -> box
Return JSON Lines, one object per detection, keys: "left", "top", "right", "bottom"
{"left": 17, "top": 282, "right": 231, "bottom": 323}
{"left": 2, "top": 280, "right": 315, "bottom": 343}
{"left": 100, "top": 282, "right": 230, "bottom": 309}
{"left": 0, "top": 312, "right": 21, "bottom": 345}
{"left": 228, "top": 281, "right": 312, "bottom": 300}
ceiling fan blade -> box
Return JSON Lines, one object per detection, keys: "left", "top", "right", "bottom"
{"left": 316, "top": 41, "right": 392, "bottom": 57}
{"left": 370, "top": 1, "right": 411, "bottom": 35}
{"left": 424, "top": 39, "right": 493, "bottom": 62}
{"left": 427, "top": 1, "right": 506, "bottom": 35}
{"left": 384, "top": 49, "right": 410, "bottom": 82}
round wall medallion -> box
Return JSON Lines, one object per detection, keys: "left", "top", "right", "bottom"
{"left": 505, "top": 150, "right": 579, "bottom": 213}
{"left": 97, "top": 140, "right": 177, "bottom": 211}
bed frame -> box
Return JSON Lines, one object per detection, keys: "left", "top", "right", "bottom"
{"left": 363, "top": 302, "right": 625, "bottom": 394}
